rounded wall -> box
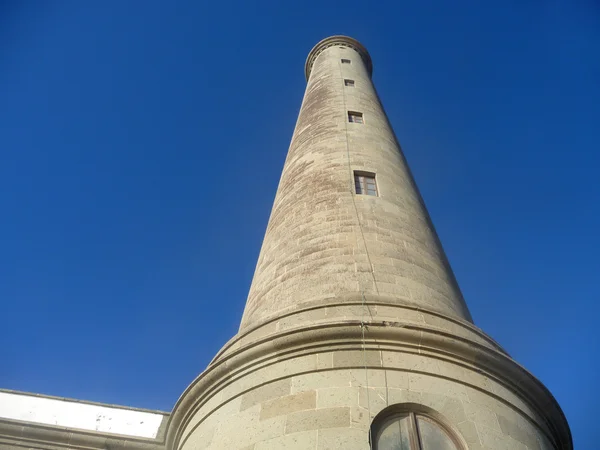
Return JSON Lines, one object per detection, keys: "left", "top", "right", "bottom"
{"left": 240, "top": 37, "right": 471, "bottom": 330}
{"left": 173, "top": 345, "right": 561, "bottom": 450}
{"left": 167, "top": 305, "right": 570, "bottom": 450}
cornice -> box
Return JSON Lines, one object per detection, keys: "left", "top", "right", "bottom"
{"left": 166, "top": 320, "right": 572, "bottom": 450}
{"left": 215, "top": 299, "right": 507, "bottom": 363}
{"left": 0, "top": 419, "right": 165, "bottom": 450}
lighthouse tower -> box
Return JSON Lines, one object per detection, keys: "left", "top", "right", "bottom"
{"left": 167, "top": 36, "right": 572, "bottom": 450}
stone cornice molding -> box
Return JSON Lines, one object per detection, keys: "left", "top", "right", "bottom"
{"left": 166, "top": 320, "right": 572, "bottom": 450}
{"left": 305, "top": 35, "right": 373, "bottom": 80}
{"left": 0, "top": 419, "right": 165, "bottom": 450}
{"left": 220, "top": 299, "right": 507, "bottom": 363}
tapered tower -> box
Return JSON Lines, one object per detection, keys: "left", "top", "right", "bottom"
{"left": 168, "top": 36, "right": 571, "bottom": 450}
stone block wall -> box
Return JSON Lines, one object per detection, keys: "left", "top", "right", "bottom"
{"left": 240, "top": 38, "right": 471, "bottom": 330}
{"left": 177, "top": 348, "right": 556, "bottom": 449}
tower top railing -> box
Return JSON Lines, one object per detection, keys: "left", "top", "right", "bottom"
{"left": 304, "top": 35, "right": 373, "bottom": 81}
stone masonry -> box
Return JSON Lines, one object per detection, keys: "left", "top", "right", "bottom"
{"left": 240, "top": 36, "right": 471, "bottom": 330}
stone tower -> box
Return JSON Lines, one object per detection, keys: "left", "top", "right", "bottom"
{"left": 167, "top": 36, "right": 572, "bottom": 450}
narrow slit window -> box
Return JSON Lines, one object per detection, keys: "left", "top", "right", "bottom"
{"left": 354, "top": 172, "right": 378, "bottom": 196}
{"left": 344, "top": 79, "right": 355, "bottom": 87}
{"left": 348, "top": 111, "right": 363, "bottom": 124}
{"left": 341, "top": 58, "right": 351, "bottom": 64}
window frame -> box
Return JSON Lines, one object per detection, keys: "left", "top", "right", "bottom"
{"left": 348, "top": 111, "right": 364, "bottom": 124}
{"left": 370, "top": 404, "right": 466, "bottom": 450}
{"left": 341, "top": 58, "right": 351, "bottom": 64}
{"left": 344, "top": 79, "right": 355, "bottom": 87}
{"left": 354, "top": 171, "right": 378, "bottom": 197}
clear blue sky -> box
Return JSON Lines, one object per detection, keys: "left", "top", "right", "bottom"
{"left": 1, "top": 1, "right": 597, "bottom": 448}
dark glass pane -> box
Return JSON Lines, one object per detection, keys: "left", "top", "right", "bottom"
{"left": 355, "top": 173, "right": 377, "bottom": 195}
{"left": 376, "top": 415, "right": 412, "bottom": 450}
{"left": 417, "top": 417, "right": 458, "bottom": 450}
{"left": 349, "top": 112, "right": 363, "bottom": 123}
{"left": 355, "top": 179, "right": 363, "bottom": 192}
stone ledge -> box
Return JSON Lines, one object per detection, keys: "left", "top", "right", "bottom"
{"left": 214, "top": 297, "right": 505, "bottom": 364}
{"left": 0, "top": 419, "right": 165, "bottom": 450}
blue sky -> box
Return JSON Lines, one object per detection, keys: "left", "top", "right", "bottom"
{"left": 1, "top": 1, "right": 598, "bottom": 447}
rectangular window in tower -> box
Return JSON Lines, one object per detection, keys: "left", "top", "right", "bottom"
{"left": 354, "top": 172, "right": 378, "bottom": 196}
{"left": 344, "top": 79, "right": 355, "bottom": 87}
{"left": 341, "top": 58, "right": 351, "bottom": 64}
{"left": 348, "top": 111, "right": 364, "bottom": 124}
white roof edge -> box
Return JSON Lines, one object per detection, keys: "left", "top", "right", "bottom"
{"left": 0, "top": 389, "right": 170, "bottom": 414}
{"left": 0, "top": 391, "right": 167, "bottom": 439}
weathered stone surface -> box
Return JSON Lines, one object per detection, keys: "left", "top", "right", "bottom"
{"left": 463, "top": 401, "right": 502, "bottom": 433}
{"left": 333, "top": 349, "right": 382, "bottom": 368}
{"left": 318, "top": 427, "right": 370, "bottom": 449}
{"left": 259, "top": 391, "right": 316, "bottom": 420}
{"left": 348, "top": 368, "right": 387, "bottom": 387}
{"left": 498, "top": 414, "right": 541, "bottom": 450}
{"left": 239, "top": 35, "right": 472, "bottom": 331}
{"left": 456, "top": 420, "right": 481, "bottom": 445}
{"left": 285, "top": 407, "right": 350, "bottom": 434}
{"left": 183, "top": 426, "right": 214, "bottom": 449}
{"left": 170, "top": 36, "right": 571, "bottom": 450}
{"left": 207, "top": 404, "right": 286, "bottom": 449}
{"left": 254, "top": 430, "right": 317, "bottom": 450}
{"left": 241, "top": 379, "right": 292, "bottom": 411}
{"left": 291, "top": 370, "right": 350, "bottom": 393}
{"left": 317, "top": 387, "right": 359, "bottom": 408}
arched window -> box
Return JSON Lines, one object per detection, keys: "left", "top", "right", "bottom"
{"left": 372, "top": 405, "right": 463, "bottom": 450}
